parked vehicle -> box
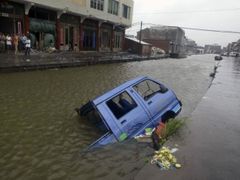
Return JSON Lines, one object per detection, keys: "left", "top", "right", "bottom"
{"left": 221, "top": 52, "right": 228, "bottom": 56}
{"left": 76, "top": 76, "right": 182, "bottom": 149}
{"left": 229, "top": 52, "right": 239, "bottom": 57}
{"left": 215, "top": 55, "right": 223, "bottom": 61}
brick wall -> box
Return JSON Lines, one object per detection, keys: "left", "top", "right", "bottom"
{"left": 143, "top": 39, "right": 170, "bottom": 53}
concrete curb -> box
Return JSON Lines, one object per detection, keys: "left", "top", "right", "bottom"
{"left": 0, "top": 54, "right": 168, "bottom": 72}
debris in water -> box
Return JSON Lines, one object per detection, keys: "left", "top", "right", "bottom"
{"left": 175, "top": 163, "right": 181, "bottom": 169}
{"left": 170, "top": 148, "right": 179, "bottom": 153}
{"left": 151, "top": 146, "right": 181, "bottom": 170}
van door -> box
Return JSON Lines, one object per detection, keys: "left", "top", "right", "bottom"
{"left": 102, "top": 90, "right": 151, "bottom": 140}
{"left": 133, "top": 79, "right": 173, "bottom": 122}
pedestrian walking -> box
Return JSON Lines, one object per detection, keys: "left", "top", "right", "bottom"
{"left": 13, "top": 34, "right": 19, "bottom": 54}
{"left": 19, "top": 34, "right": 27, "bottom": 51}
{"left": 25, "top": 37, "right": 31, "bottom": 56}
{"left": 6, "top": 34, "right": 12, "bottom": 54}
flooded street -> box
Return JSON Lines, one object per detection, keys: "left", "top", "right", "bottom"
{"left": 135, "top": 56, "right": 240, "bottom": 180}
{"left": 0, "top": 55, "right": 215, "bottom": 180}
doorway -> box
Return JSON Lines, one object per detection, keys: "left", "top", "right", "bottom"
{"left": 83, "top": 29, "right": 96, "bottom": 51}
{"left": 64, "top": 26, "right": 74, "bottom": 51}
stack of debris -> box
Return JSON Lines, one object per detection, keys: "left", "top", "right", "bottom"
{"left": 151, "top": 146, "right": 181, "bottom": 170}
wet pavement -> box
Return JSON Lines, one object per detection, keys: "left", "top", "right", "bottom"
{"left": 0, "top": 54, "right": 216, "bottom": 179}
{"left": 135, "top": 57, "right": 240, "bottom": 179}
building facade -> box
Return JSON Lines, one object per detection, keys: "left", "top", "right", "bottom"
{"left": 184, "top": 38, "right": 198, "bottom": 55}
{"left": 204, "top": 44, "right": 221, "bottom": 54}
{"left": 124, "top": 36, "right": 152, "bottom": 56}
{"left": 0, "top": 0, "right": 133, "bottom": 52}
{"left": 227, "top": 40, "right": 240, "bottom": 54}
{"left": 138, "top": 26, "right": 186, "bottom": 58}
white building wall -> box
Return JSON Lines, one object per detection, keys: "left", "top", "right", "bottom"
{"left": 17, "top": 0, "right": 133, "bottom": 27}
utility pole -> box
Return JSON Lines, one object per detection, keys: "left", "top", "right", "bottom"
{"left": 139, "top": 21, "right": 142, "bottom": 44}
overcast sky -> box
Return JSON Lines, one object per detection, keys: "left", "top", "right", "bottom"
{"left": 127, "top": 0, "right": 240, "bottom": 47}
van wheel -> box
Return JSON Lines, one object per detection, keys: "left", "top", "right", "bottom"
{"left": 161, "top": 111, "right": 176, "bottom": 123}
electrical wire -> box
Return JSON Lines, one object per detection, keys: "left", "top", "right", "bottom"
{"left": 181, "top": 27, "right": 240, "bottom": 34}
{"left": 128, "top": 22, "right": 240, "bottom": 34}
{"left": 134, "top": 8, "right": 240, "bottom": 15}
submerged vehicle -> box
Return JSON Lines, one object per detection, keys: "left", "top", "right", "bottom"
{"left": 76, "top": 76, "right": 182, "bottom": 149}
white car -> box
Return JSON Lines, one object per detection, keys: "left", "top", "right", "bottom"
{"left": 229, "top": 52, "right": 239, "bottom": 57}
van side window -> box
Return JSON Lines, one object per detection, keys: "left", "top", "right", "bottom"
{"left": 133, "top": 80, "right": 168, "bottom": 101}
{"left": 106, "top": 91, "right": 137, "bottom": 119}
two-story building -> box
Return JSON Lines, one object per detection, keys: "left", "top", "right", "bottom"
{"left": 138, "top": 26, "right": 186, "bottom": 58}
{"left": 0, "top": 0, "right": 133, "bottom": 52}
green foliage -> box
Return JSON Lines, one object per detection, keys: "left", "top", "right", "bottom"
{"left": 160, "top": 117, "right": 187, "bottom": 144}
{"left": 165, "top": 118, "right": 186, "bottom": 137}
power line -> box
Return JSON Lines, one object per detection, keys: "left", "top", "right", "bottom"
{"left": 128, "top": 22, "right": 240, "bottom": 34}
{"left": 181, "top": 27, "right": 240, "bottom": 34}
{"left": 134, "top": 8, "right": 240, "bottom": 15}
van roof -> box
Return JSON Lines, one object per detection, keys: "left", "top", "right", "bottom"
{"left": 92, "top": 76, "right": 148, "bottom": 105}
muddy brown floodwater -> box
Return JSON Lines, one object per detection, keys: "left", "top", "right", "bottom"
{"left": 0, "top": 54, "right": 215, "bottom": 180}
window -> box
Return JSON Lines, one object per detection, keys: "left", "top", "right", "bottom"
{"left": 106, "top": 91, "right": 137, "bottom": 119}
{"left": 114, "top": 32, "right": 122, "bottom": 48}
{"left": 90, "top": 0, "right": 104, "bottom": 11}
{"left": 108, "top": 0, "right": 119, "bottom": 15}
{"left": 122, "top": 4, "right": 131, "bottom": 19}
{"left": 133, "top": 80, "right": 168, "bottom": 101}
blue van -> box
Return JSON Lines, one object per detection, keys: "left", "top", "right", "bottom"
{"left": 76, "top": 76, "right": 182, "bottom": 149}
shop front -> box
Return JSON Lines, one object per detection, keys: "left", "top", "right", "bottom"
{"left": 59, "top": 14, "right": 79, "bottom": 51}
{"left": 113, "top": 28, "right": 124, "bottom": 52}
{"left": 82, "top": 20, "right": 97, "bottom": 51}
{"left": 28, "top": 7, "right": 56, "bottom": 50}
{"left": 100, "top": 23, "right": 112, "bottom": 52}
{"left": 29, "top": 18, "right": 56, "bottom": 49}
{"left": 0, "top": 2, "right": 24, "bottom": 35}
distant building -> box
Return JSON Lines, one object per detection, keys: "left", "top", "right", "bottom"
{"left": 185, "top": 38, "right": 198, "bottom": 55}
{"left": 196, "top": 46, "right": 204, "bottom": 54}
{"left": 137, "top": 26, "right": 186, "bottom": 58}
{"left": 204, "top": 44, "right": 221, "bottom": 54}
{"left": 227, "top": 40, "right": 240, "bottom": 53}
{"left": 124, "top": 36, "right": 152, "bottom": 56}
{"left": 0, "top": 0, "right": 133, "bottom": 52}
